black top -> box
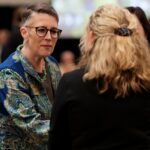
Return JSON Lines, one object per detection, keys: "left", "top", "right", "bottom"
{"left": 49, "top": 68, "right": 150, "bottom": 150}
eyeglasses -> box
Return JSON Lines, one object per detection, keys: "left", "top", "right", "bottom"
{"left": 26, "top": 26, "right": 62, "bottom": 38}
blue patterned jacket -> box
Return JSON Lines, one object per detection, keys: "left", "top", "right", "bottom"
{"left": 0, "top": 45, "right": 61, "bottom": 150}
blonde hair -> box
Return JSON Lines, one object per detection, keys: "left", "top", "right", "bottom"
{"left": 79, "top": 5, "right": 150, "bottom": 98}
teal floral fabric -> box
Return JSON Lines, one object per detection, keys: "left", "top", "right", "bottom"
{"left": 0, "top": 45, "right": 61, "bottom": 150}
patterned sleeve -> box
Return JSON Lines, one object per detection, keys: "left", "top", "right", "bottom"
{"left": 0, "top": 69, "right": 49, "bottom": 144}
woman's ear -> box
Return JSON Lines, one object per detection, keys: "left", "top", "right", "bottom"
{"left": 20, "top": 26, "right": 29, "bottom": 39}
{"left": 84, "top": 30, "right": 96, "bottom": 52}
{"left": 88, "top": 30, "right": 96, "bottom": 43}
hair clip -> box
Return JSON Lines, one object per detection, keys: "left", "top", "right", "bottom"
{"left": 114, "top": 27, "right": 133, "bottom": 36}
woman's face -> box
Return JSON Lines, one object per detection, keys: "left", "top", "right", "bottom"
{"left": 20, "top": 12, "right": 59, "bottom": 58}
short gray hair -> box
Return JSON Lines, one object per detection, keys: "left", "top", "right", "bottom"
{"left": 21, "top": 3, "right": 59, "bottom": 25}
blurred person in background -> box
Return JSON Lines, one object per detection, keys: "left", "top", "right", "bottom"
{"left": 1, "top": 6, "right": 24, "bottom": 62}
{"left": 49, "top": 5, "right": 150, "bottom": 150}
{"left": 0, "top": 29, "right": 10, "bottom": 63}
{"left": 59, "top": 50, "right": 77, "bottom": 74}
{"left": 126, "top": 6, "right": 150, "bottom": 45}
{"left": 0, "top": 3, "right": 61, "bottom": 150}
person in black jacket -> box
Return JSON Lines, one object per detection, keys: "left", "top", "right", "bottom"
{"left": 1, "top": 6, "right": 24, "bottom": 62}
{"left": 1, "top": 26, "right": 23, "bottom": 62}
{"left": 49, "top": 4, "right": 150, "bottom": 150}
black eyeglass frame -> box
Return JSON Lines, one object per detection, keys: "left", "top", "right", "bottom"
{"left": 26, "top": 26, "right": 62, "bottom": 38}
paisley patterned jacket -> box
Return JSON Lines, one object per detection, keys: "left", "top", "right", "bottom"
{"left": 0, "top": 45, "right": 61, "bottom": 150}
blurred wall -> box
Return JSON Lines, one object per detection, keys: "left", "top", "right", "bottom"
{"left": 0, "top": 0, "right": 50, "bottom": 6}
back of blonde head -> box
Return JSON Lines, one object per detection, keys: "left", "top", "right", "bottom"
{"left": 79, "top": 5, "right": 150, "bottom": 98}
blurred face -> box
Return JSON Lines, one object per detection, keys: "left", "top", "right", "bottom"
{"left": 0, "top": 29, "right": 10, "bottom": 45}
{"left": 60, "top": 51, "right": 75, "bottom": 64}
{"left": 20, "top": 12, "right": 61, "bottom": 57}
